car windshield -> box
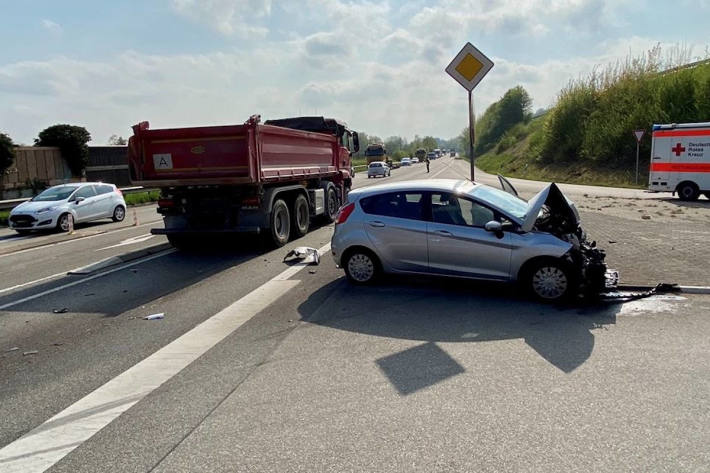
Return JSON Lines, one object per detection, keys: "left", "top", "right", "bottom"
{"left": 471, "top": 186, "right": 528, "bottom": 220}
{"left": 31, "top": 186, "right": 79, "bottom": 202}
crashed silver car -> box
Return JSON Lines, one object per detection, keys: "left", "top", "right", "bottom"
{"left": 331, "top": 177, "right": 617, "bottom": 302}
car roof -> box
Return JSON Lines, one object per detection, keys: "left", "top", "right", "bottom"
{"left": 350, "top": 179, "right": 478, "bottom": 198}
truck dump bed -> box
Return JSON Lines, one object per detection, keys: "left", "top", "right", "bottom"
{"left": 128, "top": 116, "right": 341, "bottom": 187}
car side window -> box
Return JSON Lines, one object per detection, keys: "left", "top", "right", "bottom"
{"left": 360, "top": 192, "right": 424, "bottom": 220}
{"left": 431, "top": 193, "right": 496, "bottom": 227}
{"left": 97, "top": 184, "right": 113, "bottom": 195}
{"left": 74, "top": 185, "right": 97, "bottom": 199}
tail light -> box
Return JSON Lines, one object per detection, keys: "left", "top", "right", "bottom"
{"left": 115, "top": 188, "right": 123, "bottom": 197}
{"left": 335, "top": 202, "right": 355, "bottom": 225}
{"left": 158, "top": 198, "right": 175, "bottom": 208}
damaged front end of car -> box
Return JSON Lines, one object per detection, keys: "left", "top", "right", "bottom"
{"left": 519, "top": 181, "right": 619, "bottom": 298}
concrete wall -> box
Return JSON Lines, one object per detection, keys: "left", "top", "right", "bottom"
{"left": 1, "top": 147, "right": 75, "bottom": 199}
{"left": 86, "top": 146, "right": 130, "bottom": 187}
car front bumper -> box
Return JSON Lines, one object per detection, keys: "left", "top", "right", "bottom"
{"left": 8, "top": 211, "right": 61, "bottom": 231}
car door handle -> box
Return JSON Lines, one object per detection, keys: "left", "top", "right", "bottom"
{"left": 434, "top": 230, "right": 452, "bottom": 236}
{"left": 368, "top": 221, "right": 385, "bottom": 228}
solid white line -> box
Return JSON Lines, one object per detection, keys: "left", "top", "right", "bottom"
{"left": 0, "top": 271, "right": 69, "bottom": 295}
{"left": 0, "top": 249, "right": 175, "bottom": 310}
{"left": 0, "top": 242, "right": 331, "bottom": 472}
{"left": 0, "top": 220, "right": 162, "bottom": 259}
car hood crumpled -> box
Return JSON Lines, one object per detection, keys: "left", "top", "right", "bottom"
{"left": 520, "top": 183, "right": 580, "bottom": 233}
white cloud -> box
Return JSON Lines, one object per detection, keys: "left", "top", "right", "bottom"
{"left": 41, "top": 19, "right": 62, "bottom": 36}
{"left": 171, "top": 0, "right": 272, "bottom": 37}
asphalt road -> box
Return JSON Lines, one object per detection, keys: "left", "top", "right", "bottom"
{"left": 1, "top": 156, "right": 708, "bottom": 472}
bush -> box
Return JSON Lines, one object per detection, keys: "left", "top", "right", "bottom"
{"left": 35, "top": 124, "right": 91, "bottom": 176}
{"left": 475, "top": 86, "right": 532, "bottom": 155}
{"left": 0, "top": 132, "right": 14, "bottom": 176}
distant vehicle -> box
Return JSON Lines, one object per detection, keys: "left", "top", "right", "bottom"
{"left": 390, "top": 161, "right": 401, "bottom": 169}
{"left": 129, "top": 115, "right": 359, "bottom": 248}
{"left": 426, "top": 152, "right": 436, "bottom": 161}
{"left": 648, "top": 122, "right": 710, "bottom": 201}
{"left": 434, "top": 149, "right": 442, "bottom": 158}
{"left": 364, "top": 143, "right": 389, "bottom": 166}
{"left": 411, "top": 157, "right": 419, "bottom": 163}
{"left": 400, "top": 157, "right": 412, "bottom": 166}
{"left": 415, "top": 148, "right": 427, "bottom": 161}
{"left": 9, "top": 183, "right": 126, "bottom": 234}
{"left": 450, "top": 150, "right": 456, "bottom": 157}
{"left": 367, "top": 161, "right": 390, "bottom": 178}
{"left": 331, "top": 177, "right": 617, "bottom": 302}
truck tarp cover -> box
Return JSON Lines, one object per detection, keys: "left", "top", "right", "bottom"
{"left": 264, "top": 116, "right": 345, "bottom": 136}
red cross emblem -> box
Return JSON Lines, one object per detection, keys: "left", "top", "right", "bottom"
{"left": 671, "top": 143, "right": 685, "bottom": 156}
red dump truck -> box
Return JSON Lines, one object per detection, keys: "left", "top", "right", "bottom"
{"left": 128, "top": 115, "right": 359, "bottom": 248}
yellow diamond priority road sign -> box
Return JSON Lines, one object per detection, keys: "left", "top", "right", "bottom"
{"left": 446, "top": 42, "right": 494, "bottom": 91}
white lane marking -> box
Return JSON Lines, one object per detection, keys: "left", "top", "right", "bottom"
{"left": 0, "top": 243, "right": 331, "bottom": 472}
{"left": 0, "top": 220, "right": 162, "bottom": 259}
{"left": 0, "top": 271, "right": 68, "bottom": 295}
{"left": 96, "top": 234, "right": 155, "bottom": 251}
{"left": 0, "top": 249, "right": 176, "bottom": 310}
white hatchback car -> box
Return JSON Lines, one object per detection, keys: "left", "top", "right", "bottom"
{"left": 9, "top": 183, "right": 127, "bottom": 234}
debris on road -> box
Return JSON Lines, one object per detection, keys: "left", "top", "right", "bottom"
{"left": 52, "top": 308, "right": 69, "bottom": 314}
{"left": 283, "top": 247, "right": 320, "bottom": 265}
{"left": 5, "top": 347, "right": 19, "bottom": 353}
{"left": 143, "top": 313, "right": 165, "bottom": 320}
{"left": 23, "top": 350, "right": 38, "bottom": 356}
{"left": 642, "top": 215, "right": 651, "bottom": 220}
{"left": 309, "top": 269, "right": 317, "bottom": 274}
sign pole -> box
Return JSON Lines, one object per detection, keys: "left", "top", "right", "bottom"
{"left": 635, "top": 141, "right": 640, "bottom": 185}
{"left": 468, "top": 90, "right": 475, "bottom": 181}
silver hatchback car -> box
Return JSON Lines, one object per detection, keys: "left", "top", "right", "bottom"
{"left": 367, "top": 161, "right": 390, "bottom": 178}
{"left": 331, "top": 178, "right": 616, "bottom": 302}
{"left": 9, "top": 182, "right": 127, "bottom": 233}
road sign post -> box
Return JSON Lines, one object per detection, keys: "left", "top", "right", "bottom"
{"left": 633, "top": 129, "right": 645, "bottom": 185}
{"left": 446, "top": 42, "right": 493, "bottom": 181}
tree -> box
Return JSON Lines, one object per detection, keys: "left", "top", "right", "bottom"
{"left": 108, "top": 134, "right": 127, "bottom": 145}
{"left": 475, "top": 85, "right": 532, "bottom": 154}
{"left": 421, "top": 136, "right": 437, "bottom": 151}
{"left": 35, "top": 124, "right": 91, "bottom": 176}
{"left": 0, "top": 132, "right": 15, "bottom": 176}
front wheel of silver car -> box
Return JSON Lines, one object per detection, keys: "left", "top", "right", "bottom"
{"left": 344, "top": 250, "right": 380, "bottom": 285}
{"left": 57, "top": 213, "right": 73, "bottom": 233}
{"left": 525, "top": 259, "right": 573, "bottom": 303}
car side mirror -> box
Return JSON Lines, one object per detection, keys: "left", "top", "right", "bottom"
{"left": 75, "top": 196, "right": 85, "bottom": 204}
{"left": 352, "top": 132, "right": 360, "bottom": 153}
{"left": 485, "top": 220, "right": 504, "bottom": 239}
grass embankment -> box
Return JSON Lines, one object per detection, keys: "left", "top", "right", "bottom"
{"left": 475, "top": 118, "right": 647, "bottom": 188}
{"left": 0, "top": 210, "right": 8, "bottom": 226}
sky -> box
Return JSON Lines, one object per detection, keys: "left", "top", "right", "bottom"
{"left": 1, "top": 0, "right": 709, "bottom": 145}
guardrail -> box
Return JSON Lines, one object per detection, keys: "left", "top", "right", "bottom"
{"left": 0, "top": 186, "right": 155, "bottom": 211}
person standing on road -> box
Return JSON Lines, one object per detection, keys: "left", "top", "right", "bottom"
{"left": 425, "top": 155, "right": 430, "bottom": 173}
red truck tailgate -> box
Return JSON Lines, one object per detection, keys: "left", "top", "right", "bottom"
{"left": 129, "top": 123, "right": 254, "bottom": 186}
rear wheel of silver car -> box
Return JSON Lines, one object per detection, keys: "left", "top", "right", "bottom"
{"left": 270, "top": 199, "right": 290, "bottom": 247}
{"left": 526, "top": 259, "right": 573, "bottom": 302}
{"left": 291, "top": 194, "right": 309, "bottom": 239}
{"left": 57, "top": 213, "right": 73, "bottom": 232}
{"left": 112, "top": 205, "right": 126, "bottom": 222}
{"left": 344, "top": 249, "right": 380, "bottom": 285}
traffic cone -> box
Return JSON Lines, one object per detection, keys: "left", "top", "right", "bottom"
{"left": 132, "top": 208, "right": 139, "bottom": 227}
{"left": 68, "top": 214, "right": 74, "bottom": 235}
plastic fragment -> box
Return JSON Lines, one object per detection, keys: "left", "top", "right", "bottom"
{"left": 23, "top": 350, "right": 38, "bottom": 356}
{"left": 52, "top": 308, "right": 69, "bottom": 314}
{"left": 283, "top": 247, "right": 320, "bottom": 265}
{"left": 5, "top": 347, "right": 19, "bottom": 353}
{"left": 143, "top": 313, "right": 165, "bottom": 320}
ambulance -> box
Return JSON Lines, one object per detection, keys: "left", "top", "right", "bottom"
{"left": 648, "top": 122, "right": 710, "bottom": 200}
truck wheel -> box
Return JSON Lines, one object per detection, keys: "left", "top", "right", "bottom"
{"left": 269, "top": 199, "right": 290, "bottom": 247}
{"left": 324, "top": 186, "right": 339, "bottom": 223}
{"left": 291, "top": 194, "right": 309, "bottom": 239}
{"left": 677, "top": 182, "right": 700, "bottom": 201}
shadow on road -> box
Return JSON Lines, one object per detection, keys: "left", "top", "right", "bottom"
{"left": 299, "top": 276, "right": 622, "bottom": 389}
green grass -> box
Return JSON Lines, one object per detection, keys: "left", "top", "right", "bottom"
{"left": 124, "top": 190, "right": 161, "bottom": 206}
{"left": 0, "top": 210, "right": 8, "bottom": 226}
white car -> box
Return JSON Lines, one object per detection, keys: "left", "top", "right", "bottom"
{"left": 411, "top": 157, "right": 420, "bottom": 163}
{"left": 400, "top": 157, "right": 412, "bottom": 166}
{"left": 367, "top": 161, "right": 391, "bottom": 178}
{"left": 9, "top": 183, "right": 127, "bottom": 234}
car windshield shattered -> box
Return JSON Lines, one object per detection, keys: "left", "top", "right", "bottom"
{"left": 31, "top": 186, "right": 78, "bottom": 202}
{"left": 471, "top": 185, "right": 528, "bottom": 219}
